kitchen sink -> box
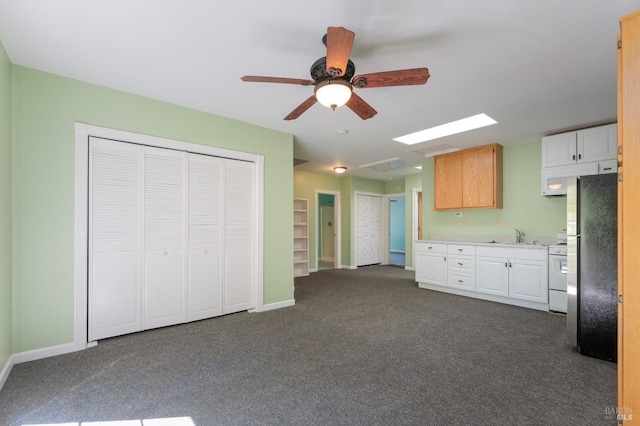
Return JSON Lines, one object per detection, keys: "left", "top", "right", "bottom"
{"left": 483, "top": 241, "right": 548, "bottom": 246}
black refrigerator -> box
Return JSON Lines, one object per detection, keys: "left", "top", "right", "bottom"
{"left": 566, "top": 173, "right": 618, "bottom": 363}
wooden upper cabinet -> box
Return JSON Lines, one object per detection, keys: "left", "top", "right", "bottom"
{"left": 434, "top": 143, "right": 503, "bottom": 210}
{"left": 434, "top": 152, "right": 462, "bottom": 209}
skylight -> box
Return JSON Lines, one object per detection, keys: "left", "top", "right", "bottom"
{"left": 393, "top": 113, "right": 497, "bottom": 145}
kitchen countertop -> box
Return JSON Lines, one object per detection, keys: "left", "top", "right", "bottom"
{"left": 417, "top": 239, "right": 550, "bottom": 250}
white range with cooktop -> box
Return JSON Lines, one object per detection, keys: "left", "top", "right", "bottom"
{"left": 548, "top": 244, "right": 568, "bottom": 313}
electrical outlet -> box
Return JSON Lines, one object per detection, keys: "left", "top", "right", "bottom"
{"left": 494, "top": 219, "right": 500, "bottom": 226}
{"left": 455, "top": 212, "right": 464, "bottom": 218}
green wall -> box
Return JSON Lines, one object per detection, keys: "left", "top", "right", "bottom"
{"left": 293, "top": 170, "right": 345, "bottom": 268}
{"left": 0, "top": 40, "right": 12, "bottom": 370}
{"left": 386, "top": 179, "right": 406, "bottom": 194}
{"left": 11, "top": 65, "right": 294, "bottom": 353}
{"left": 422, "top": 141, "right": 567, "bottom": 239}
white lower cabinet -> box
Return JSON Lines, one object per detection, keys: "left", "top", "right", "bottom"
{"left": 415, "top": 243, "right": 447, "bottom": 286}
{"left": 476, "top": 246, "right": 548, "bottom": 308}
{"left": 476, "top": 256, "right": 547, "bottom": 303}
{"left": 509, "top": 259, "right": 548, "bottom": 303}
{"left": 416, "top": 241, "right": 549, "bottom": 311}
{"left": 448, "top": 244, "right": 475, "bottom": 291}
{"left": 476, "top": 257, "right": 509, "bottom": 296}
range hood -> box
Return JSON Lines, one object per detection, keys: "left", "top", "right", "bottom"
{"left": 541, "top": 160, "right": 616, "bottom": 196}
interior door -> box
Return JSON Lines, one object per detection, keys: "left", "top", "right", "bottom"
{"left": 320, "top": 205, "right": 335, "bottom": 260}
{"left": 88, "top": 137, "right": 143, "bottom": 341}
{"left": 223, "top": 159, "right": 255, "bottom": 313}
{"left": 355, "top": 193, "right": 384, "bottom": 267}
{"left": 143, "top": 147, "right": 186, "bottom": 330}
{"left": 187, "top": 153, "right": 223, "bottom": 322}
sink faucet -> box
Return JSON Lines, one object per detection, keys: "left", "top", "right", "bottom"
{"left": 515, "top": 228, "right": 525, "bottom": 244}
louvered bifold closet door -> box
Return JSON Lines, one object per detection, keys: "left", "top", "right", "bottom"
{"left": 223, "top": 159, "right": 255, "bottom": 313}
{"left": 88, "top": 138, "right": 143, "bottom": 341}
{"left": 355, "top": 193, "right": 384, "bottom": 267}
{"left": 143, "top": 147, "right": 187, "bottom": 330}
{"left": 187, "top": 153, "right": 223, "bottom": 321}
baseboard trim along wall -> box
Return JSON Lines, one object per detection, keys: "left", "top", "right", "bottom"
{"left": 251, "top": 299, "right": 295, "bottom": 313}
{"left": 0, "top": 356, "right": 14, "bottom": 392}
{"left": 0, "top": 299, "right": 295, "bottom": 391}
{"left": 12, "top": 342, "right": 80, "bottom": 365}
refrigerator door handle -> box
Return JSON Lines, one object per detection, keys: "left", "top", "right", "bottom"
{"left": 567, "top": 234, "right": 579, "bottom": 347}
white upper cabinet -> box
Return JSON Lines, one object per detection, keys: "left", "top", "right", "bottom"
{"left": 541, "top": 132, "right": 577, "bottom": 167}
{"left": 577, "top": 124, "right": 618, "bottom": 163}
{"left": 541, "top": 123, "right": 617, "bottom": 167}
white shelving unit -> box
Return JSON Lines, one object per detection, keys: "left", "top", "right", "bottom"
{"left": 293, "top": 198, "right": 309, "bottom": 277}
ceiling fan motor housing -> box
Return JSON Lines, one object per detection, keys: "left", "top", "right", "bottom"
{"left": 310, "top": 57, "right": 355, "bottom": 83}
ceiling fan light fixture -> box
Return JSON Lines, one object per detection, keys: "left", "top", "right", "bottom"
{"left": 334, "top": 166, "right": 347, "bottom": 174}
{"left": 315, "top": 79, "right": 352, "bottom": 110}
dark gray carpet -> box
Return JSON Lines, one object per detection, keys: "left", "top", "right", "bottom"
{"left": 0, "top": 266, "right": 617, "bottom": 425}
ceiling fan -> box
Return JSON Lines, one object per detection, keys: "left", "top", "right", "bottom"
{"left": 241, "top": 26, "right": 430, "bottom": 120}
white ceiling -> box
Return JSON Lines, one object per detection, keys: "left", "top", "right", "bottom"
{"left": 1, "top": 0, "right": 638, "bottom": 180}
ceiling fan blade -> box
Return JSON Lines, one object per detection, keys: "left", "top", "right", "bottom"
{"left": 284, "top": 95, "right": 318, "bottom": 120}
{"left": 241, "top": 76, "right": 315, "bottom": 86}
{"left": 351, "top": 68, "right": 430, "bottom": 88}
{"left": 346, "top": 93, "right": 377, "bottom": 120}
{"left": 325, "top": 27, "right": 355, "bottom": 77}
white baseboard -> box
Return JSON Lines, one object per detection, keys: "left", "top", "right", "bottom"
{"left": 0, "top": 355, "right": 14, "bottom": 392}
{"left": 309, "top": 267, "right": 319, "bottom": 273}
{"left": 253, "top": 299, "right": 295, "bottom": 312}
{"left": 12, "top": 342, "right": 82, "bottom": 365}
{"left": 0, "top": 341, "right": 90, "bottom": 392}
{"left": 320, "top": 256, "right": 334, "bottom": 262}
{"left": 405, "top": 266, "right": 415, "bottom": 271}
{"left": 342, "top": 265, "right": 358, "bottom": 270}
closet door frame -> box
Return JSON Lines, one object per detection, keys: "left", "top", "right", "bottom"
{"left": 353, "top": 191, "right": 384, "bottom": 267}
{"left": 74, "top": 123, "right": 264, "bottom": 349}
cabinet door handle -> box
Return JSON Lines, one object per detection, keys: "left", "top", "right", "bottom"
{"left": 578, "top": 154, "right": 582, "bottom": 160}
{"left": 458, "top": 262, "right": 463, "bottom": 266}
{"left": 505, "top": 262, "right": 508, "bottom": 267}
{"left": 458, "top": 279, "right": 463, "bottom": 283}
{"left": 572, "top": 154, "right": 576, "bottom": 160}
{"left": 458, "top": 248, "right": 463, "bottom": 252}
{"left": 509, "top": 262, "right": 512, "bottom": 268}
{"left": 428, "top": 246, "right": 432, "bottom": 249}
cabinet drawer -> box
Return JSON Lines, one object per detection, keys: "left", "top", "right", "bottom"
{"left": 448, "top": 244, "right": 476, "bottom": 255}
{"left": 449, "top": 273, "right": 475, "bottom": 291}
{"left": 449, "top": 255, "right": 475, "bottom": 273}
{"left": 416, "top": 242, "right": 447, "bottom": 254}
{"left": 598, "top": 159, "right": 617, "bottom": 174}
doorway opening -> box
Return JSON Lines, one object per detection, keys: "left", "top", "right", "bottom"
{"left": 411, "top": 188, "right": 423, "bottom": 269}
{"left": 389, "top": 195, "right": 406, "bottom": 266}
{"left": 316, "top": 190, "right": 341, "bottom": 271}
